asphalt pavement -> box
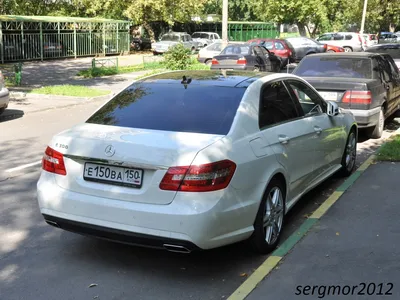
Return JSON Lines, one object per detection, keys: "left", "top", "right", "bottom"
{"left": 246, "top": 162, "right": 400, "bottom": 300}
{"left": 1, "top": 100, "right": 399, "bottom": 300}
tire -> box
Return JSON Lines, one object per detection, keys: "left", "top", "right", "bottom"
{"left": 249, "top": 178, "right": 286, "bottom": 254}
{"left": 205, "top": 59, "right": 212, "bottom": 66}
{"left": 368, "top": 107, "right": 385, "bottom": 139}
{"left": 327, "top": 50, "right": 335, "bottom": 53}
{"left": 338, "top": 129, "right": 357, "bottom": 177}
{"left": 254, "top": 66, "right": 260, "bottom": 72}
{"left": 0, "top": 107, "right": 5, "bottom": 115}
{"left": 343, "top": 47, "right": 352, "bottom": 52}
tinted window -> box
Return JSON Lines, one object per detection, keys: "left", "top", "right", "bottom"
{"left": 294, "top": 56, "right": 372, "bottom": 78}
{"left": 86, "top": 83, "right": 246, "bottom": 135}
{"left": 366, "top": 45, "right": 400, "bottom": 59}
{"left": 333, "top": 34, "right": 344, "bottom": 40}
{"left": 345, "top": 34, "right": 353, "bottom": 40}
{"left": 259, "top": 81, "right": 300, "bottom": 129}
{"left": 318, "top": 34, "right": 333, "bottom": 41}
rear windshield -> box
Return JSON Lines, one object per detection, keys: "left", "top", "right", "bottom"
{"left": 294, "top": 56, "right": 372, "bottom": 78}
{"left": 367, "top": 46, "right": 400, "bottom": 59}
{"left": 221, "top": 45, "right": 250, "bottom": 55}
{"left": 86, "top": 83, "right": 246, "bottom": 135}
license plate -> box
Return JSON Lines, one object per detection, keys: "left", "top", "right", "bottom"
{"left": 83, "top": 162, "right": 143, "bottom": 188}
{"left": 319, "top": 91, "right": 338, "bottom": 101}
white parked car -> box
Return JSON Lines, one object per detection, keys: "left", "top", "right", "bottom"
{"left": 37, "top": 70, "right": 357, "bottom": 254}
{"left": 0, "top": 70, "right": 10, "bottom": 115}
{"left": 151, "top": 32, "right": 200, "bottom": 55}
{"left": 197, "top": 41, "right": 245, "bottom": 65}
{"left": 316, "top": 32, "right": 366, "bottom": 52}
{"left": 191, "top": 32, "right": 221, "bottom": 48}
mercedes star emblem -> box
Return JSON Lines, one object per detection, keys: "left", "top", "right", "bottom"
{"left": 104, "top": 145, "right": 115, "bottom": 157}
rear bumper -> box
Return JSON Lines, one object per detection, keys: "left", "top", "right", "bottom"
{"left": 210, "top": 64, "right": 249, "bottom": 71}
{"left": 349, "top": 107, "right": 381, "bottom": 128}
{"left": 43, "top": 214, "right": 200, "bottom": 252}
{"left": 0, "top": 87, "right": 10, "bottom": 108}
{"left": 37, "top": 171, "right": 257, "bottom": 251}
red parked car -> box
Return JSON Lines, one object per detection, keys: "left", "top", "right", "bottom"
{"left": 247, "top": 38, "right": 295, "bottom": 68}
{"left": 326, "top": 44, "right": 345, "bottom": 52}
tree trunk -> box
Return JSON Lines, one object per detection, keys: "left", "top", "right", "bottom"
{"left": 143, "top": 21, "right": 156, "bottom": 43}
{"left": 296, "top": 22, "right": 307, "bottom": 36}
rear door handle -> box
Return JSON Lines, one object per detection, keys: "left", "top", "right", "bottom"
{"left": 314, "top": 126, "right": 322, "bottom": 134}
{"left": 278, "top": 135, "right": 290, "bottom": 144}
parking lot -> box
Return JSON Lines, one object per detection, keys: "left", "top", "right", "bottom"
{"left": 1, "top": 54, "right": 400, "bottom": 299}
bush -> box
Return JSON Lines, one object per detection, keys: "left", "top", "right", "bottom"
{"left": 163, "top": 43, "right": 192, "bottom": 70}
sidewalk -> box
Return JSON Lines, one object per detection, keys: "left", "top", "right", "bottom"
{"left": 244, "top": 161, "right": 400, "bottom": 299}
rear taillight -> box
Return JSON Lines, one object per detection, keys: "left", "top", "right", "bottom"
{"left": 211, "top": 58, "right": 219, "bottom": 65}
{"left": 237, "top": 57, "right": 247, "bottom": 64}
{"left": 159, "top": 160, "right": 236, "bottom": 192}
{"left": 42, "top": 146, "right": 67, "bottom": 175}
{"left": 342, "top": 90, "right": 372, "bottom": 104}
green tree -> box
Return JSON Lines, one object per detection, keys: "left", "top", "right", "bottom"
{"left": 125, "top": 0, "right": 208, "bottom": 41}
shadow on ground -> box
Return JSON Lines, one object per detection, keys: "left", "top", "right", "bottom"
{"left": 0, "top": 119, "right": 399, "bottom": 300}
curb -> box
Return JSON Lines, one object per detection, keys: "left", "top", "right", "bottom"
{"left": 228, "top": 129, "right": 400, "bottom": 300}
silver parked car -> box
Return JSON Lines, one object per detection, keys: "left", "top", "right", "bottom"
{"left": 191, "top": 32, "right": 221, "bottom": 48}
{"left": 151, "top": 32, "right": 200, "bottom": 55}
{"left": 316, "top": 32, "right": 365, "bottom": 52}
{"left": 0, "top": 70, "right": 10, "bottom": 115}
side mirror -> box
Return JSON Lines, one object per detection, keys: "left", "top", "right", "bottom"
{"left": 327, "top": 101, "right": 339, "bottom": 116}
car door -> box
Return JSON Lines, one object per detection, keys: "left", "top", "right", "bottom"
{"left": 384, "top": 55, "right": 400, "bottom": 102}
{"left": 253, "top": 46, "right": 267, "bottom": 70}
{"left": 258, "top": 80, "right": 317, "bottom": 201}
{"left": 376, "top": 55, "right": 399, "bottom": 116}
{"left": 284, "top": 79, "right": 347, "bottom": 179}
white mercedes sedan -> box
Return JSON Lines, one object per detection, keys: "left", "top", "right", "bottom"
{"left": 37, "top": 70, "right": 357, "bottom": 254}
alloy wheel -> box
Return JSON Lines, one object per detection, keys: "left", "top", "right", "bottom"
{"left": 263, "top": 186, "right": 284, "bottom": 244}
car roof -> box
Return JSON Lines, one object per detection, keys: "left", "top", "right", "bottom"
{"left": 137, "top": 70, "right": 273, "bottom": 88}
{"left": 305, "top": 52, "right": 379, "bottom": 58}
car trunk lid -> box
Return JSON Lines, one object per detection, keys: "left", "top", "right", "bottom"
{"left": 50, "top": 123, "right": 223, "bottom": 205}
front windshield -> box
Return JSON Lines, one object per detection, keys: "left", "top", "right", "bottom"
{"left": 161, "top": 34, "right": 180, "bottom": 42}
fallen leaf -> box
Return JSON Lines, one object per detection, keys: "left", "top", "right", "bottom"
{"left": 240, "top": 273, "right": 247, "bottom": 277}
{"left": 89, "top": 284, "right": 98, "bottom": 288}
{"left": 336, "top": 232, "right": 340, "bottom": 236}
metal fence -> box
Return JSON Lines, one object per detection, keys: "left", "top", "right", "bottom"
{"left": 0, "top": 16, "right": 130, "bottom": 63}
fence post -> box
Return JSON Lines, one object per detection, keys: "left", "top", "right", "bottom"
{"left": 89, "top": 23, "right": 92, "bottom": 56}
{"left": 102, "top": 23, "right": 106, "bottom": 56}
{"left": 116, "top": 23, "right": 119, "bottom": 53}
{"left": 0, "top": 21, "right": 3, "bottom": 64}
{"left": 92, "top": 58, "right": 95, "bottom": 69}
{"left": 39, "top": 22, "right": 43, "bottom": 61}
{"left": 21, "top": 22, "right": 25, "bottom": 60}
{"left": 126, "top": 24, "right": 130, "bottom": 53}
{"left": 116, "top": 57, "right": 118, "bottom": 71}
{"left": 73, "top": 22, "right": 77, "bottom": 59}
{"left": 57, "top": 22, "right": 60, "bottom": 58}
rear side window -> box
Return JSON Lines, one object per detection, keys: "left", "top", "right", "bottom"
{"left": 86, "top": 83, "right": 246, "bottom": 135}
{"left": 294, "top": 56, "right": 372, "bottom": 78}
{"left": 262, "top": 41, "right": 274, "bottom": 50}
{"left": 275, "top": 41, "right": 285, "bottom": 50}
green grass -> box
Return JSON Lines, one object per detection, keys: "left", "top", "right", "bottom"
{"left": 29, "top": 85, "right": 111, "bottom": 97}
{"left": 376, "top": 135, "right": 400, "bottom": 161}
{"left": 77, "top": 62, "right": 164, "bottom": 78}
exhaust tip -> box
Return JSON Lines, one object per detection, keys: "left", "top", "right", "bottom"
{"left": 45, "top": 220, "right": 60, "bottom": 228}
{"left": 163, "top": 244, "right": 191, "bottom": 254}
